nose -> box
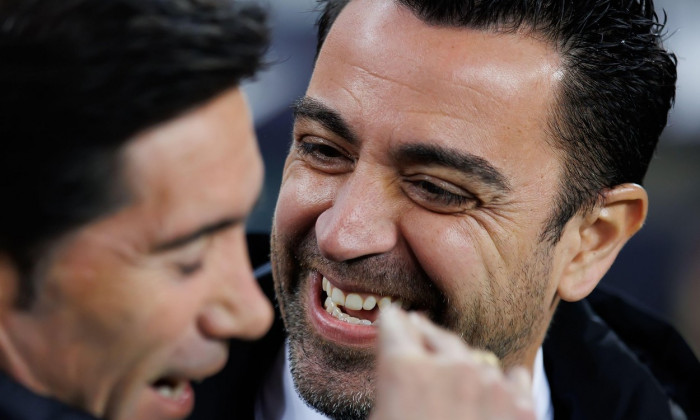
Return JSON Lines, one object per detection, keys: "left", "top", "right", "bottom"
{"left": 198, "top": 232, "right": 274, "bottom": 340}
{"left": 315, "top": 167, "right": 398, "bottom": 261}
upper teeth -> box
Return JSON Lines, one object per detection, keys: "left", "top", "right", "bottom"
{"left": 155, "top": 381, "right": 187, "bottom": 400}
{"left": 322, "top": 276, "right": 405, "bottom": 325}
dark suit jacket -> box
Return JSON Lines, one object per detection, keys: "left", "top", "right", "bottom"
{"left": 189, "top": 234, "right": 700, "bottom": 420}
{"left": 0, "top": 372, "right": 99, "bottom": 420}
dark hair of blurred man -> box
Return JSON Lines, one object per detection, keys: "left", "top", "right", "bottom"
{"left": 0, "top": 1, "right": 273, "bottom": 419}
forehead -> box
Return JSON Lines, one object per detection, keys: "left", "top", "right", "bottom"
{"left": 310, "top": 0, "right": 563, "bottom": 179}
{"left": 120, "top": 88, "right": 261, "bottom": 242}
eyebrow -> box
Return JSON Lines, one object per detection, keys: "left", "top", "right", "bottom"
{"left": 395, "top": 144, "right": 511, "bottom": 193}
{"left": 292, "top": 96, "right": 359, "bottom": 145}
{"left": 152, "top": 218, "right": 239, "bottom": 253}
{"left": 293, "top": 96, "right": 510, "bottom": 193}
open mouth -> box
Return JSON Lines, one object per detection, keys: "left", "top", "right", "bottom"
{"left": 321, "top": 276, "right": 408, "bottom": 325}
{"left": 150, "top": 377, "right": 191, "bottom": 401}
{"left": 141, "top": 375, "right": 196, "bottom": 419}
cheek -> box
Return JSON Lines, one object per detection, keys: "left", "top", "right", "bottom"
{"left": 141, "top": 285, "right": 198, "bottom": 332}
{"left": 401, "top": 215, "right": 488, "bottom": 295}
{"left": 93, "top": 275, "right": 196, "bottom": 349}
{"left": 48, "top": 266, "right": 149, "bottom": 341}
{"left": 70, "top": 257, "right": 203, "bottom": 345}
{"left": 274, "top": 167, "right": 338, "bottom": 235}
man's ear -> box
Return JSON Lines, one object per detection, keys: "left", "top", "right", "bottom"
{"left": 557, "top": 184, "right": 648, "bottom": 302}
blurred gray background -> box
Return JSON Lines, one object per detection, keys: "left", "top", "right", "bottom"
{"left": 244, "top": 0, "right": 700, "bottom": 356}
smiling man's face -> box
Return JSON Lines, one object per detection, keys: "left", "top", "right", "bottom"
{"left": 270, "top": 0, "right": 573, "bottom": 418}
{"left": 0, "top": 88, "right": 272, "bottom": 420}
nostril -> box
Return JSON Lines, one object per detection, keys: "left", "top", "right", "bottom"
{"left": 199, "top": 297, "right": 274, "bottom": 341}
{"left": 316, "top": 211, "right": 398, "bottom": 262}
{"left": 199, "top": 268, "right": 275, "bottom": 340}
{"left": 198, "top": 305, "right": 232, "bottom": 339}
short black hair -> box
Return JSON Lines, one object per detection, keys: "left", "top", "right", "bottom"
{"left": 316, "top": 0, "right": 677, "bottom": 243}
{"left": 0, "top": 0, "right": 269, "bottom": 307}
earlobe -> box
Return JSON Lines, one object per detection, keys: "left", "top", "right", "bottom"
{"left": 557, "top": 184, "right": 648, "bottom": 302}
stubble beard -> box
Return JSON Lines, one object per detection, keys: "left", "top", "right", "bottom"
{"left": 271, "top": 230, "right": 552, "bottom": 420}
{"left": 287, "top": 302, "right": 376, "bottom": 420}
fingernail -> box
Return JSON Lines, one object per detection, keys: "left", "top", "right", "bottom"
{"left": 379, "top": 305, "right": 403, "bottom": 330}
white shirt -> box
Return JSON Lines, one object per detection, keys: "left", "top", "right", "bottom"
{"left": 255, "top": 341, "right": 553, "bottom": 420}
{"left": 532, "top": 347, "right": 555, "bottom": 420}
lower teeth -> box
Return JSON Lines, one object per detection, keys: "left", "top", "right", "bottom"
{"left": 325, "top": 297, "right": 374, "bottom": 325}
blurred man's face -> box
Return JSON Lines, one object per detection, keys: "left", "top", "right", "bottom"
{"left": 0, "top": 88, "right": 272, "bottom": 420}
{"left": 271, "top": 0, "right": 571, "bottom": 417}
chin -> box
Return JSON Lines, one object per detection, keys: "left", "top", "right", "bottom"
{"left": 288, "top": 337, "right": 376, "bottom": 420}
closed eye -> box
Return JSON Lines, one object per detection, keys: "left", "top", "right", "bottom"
{"left": 298, "top": 141, "right": 344, "bottom": 159}
{"left": 294, "top": 136, "right": 354, "bottom": 173}
{"left": 169, "top": 236, "right": 210, "bottom": 279}
{"left": 404, "top": 175, "right": 480, "bottom": 213}
{"left": 177, "top": 260, "right": 203, "bottom": 276}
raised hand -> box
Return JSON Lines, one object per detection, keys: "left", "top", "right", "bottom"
{"left": 370, "top": 307, "right": 536, "bottom": 420}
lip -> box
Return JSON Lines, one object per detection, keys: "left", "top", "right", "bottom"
{"left": 146, "top": 380, "right": 195, "bottom": 420}
{"left": 307, "top": 271, "right": 378, "bottom": 348}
